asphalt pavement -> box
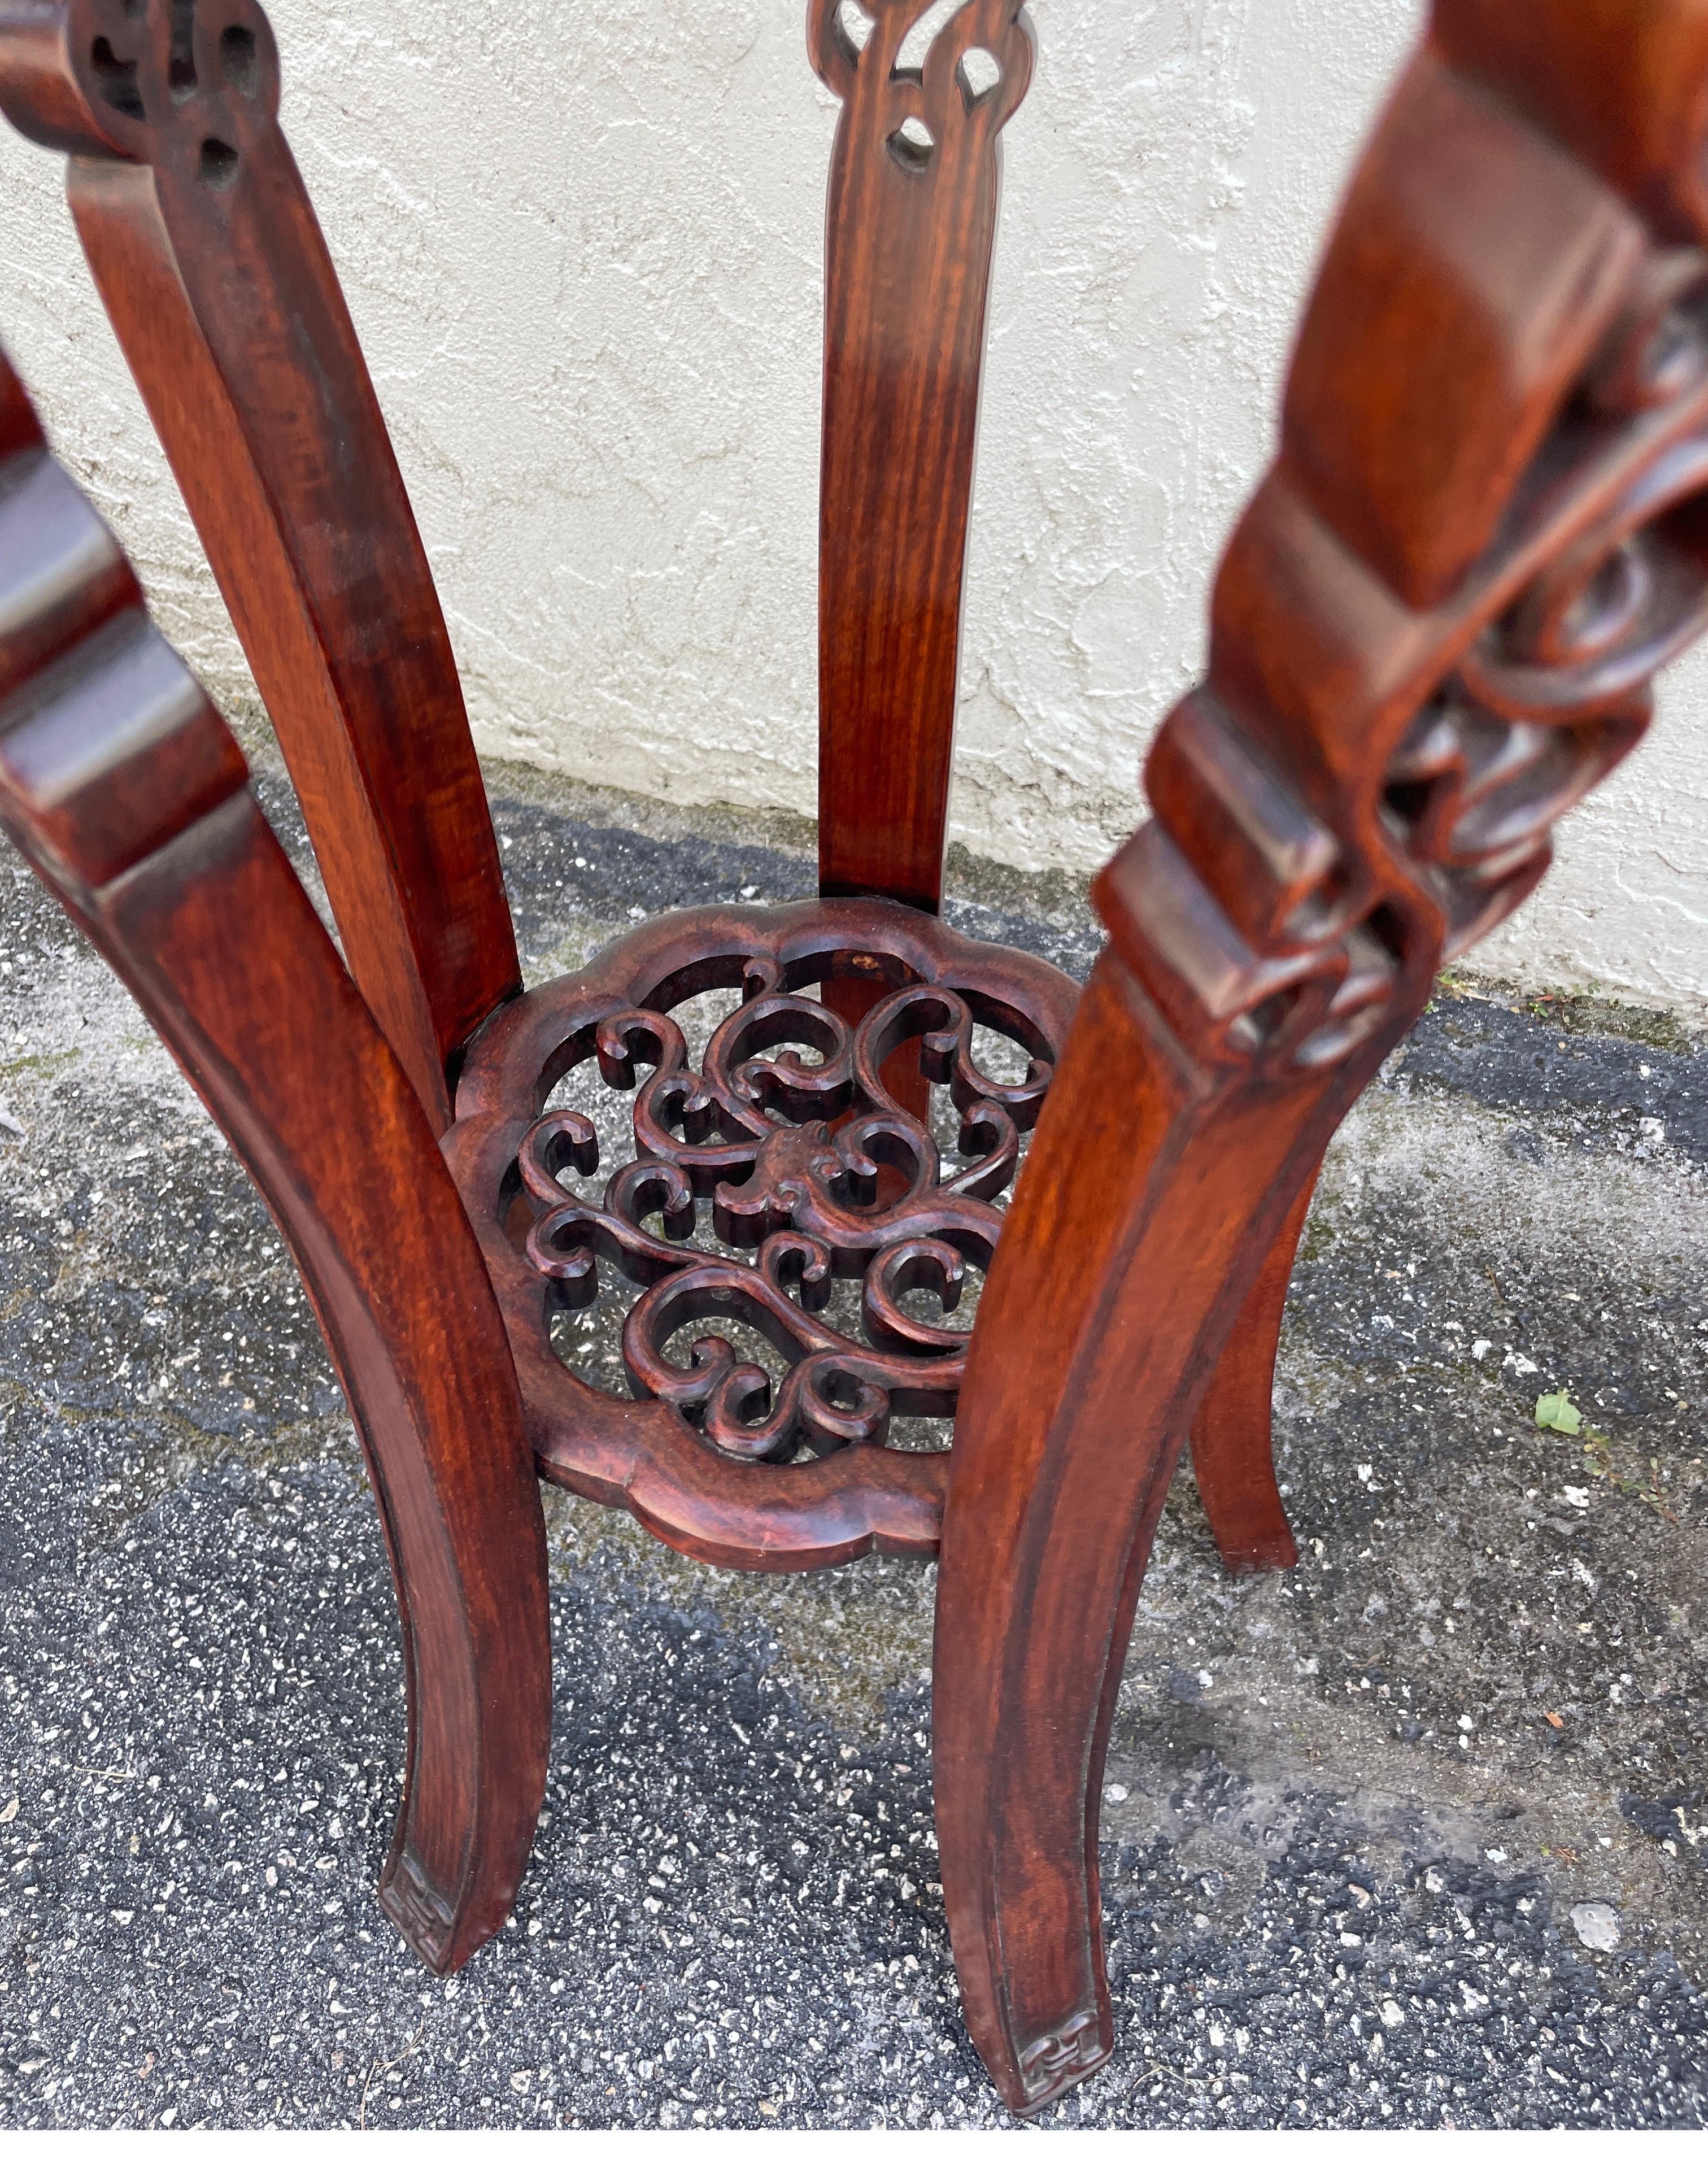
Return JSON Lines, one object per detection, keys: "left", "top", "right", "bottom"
{"left": 1, "top": 750, "right": 1703, "bottom": 2128}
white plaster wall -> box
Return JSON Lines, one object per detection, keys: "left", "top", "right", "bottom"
{"left": 4, "top": 0, "right": 1707, "bottom": 1015}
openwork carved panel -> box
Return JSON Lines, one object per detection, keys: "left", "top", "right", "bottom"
{"left": 3, "top": 0, "right": 282, "bottom": 171}
{"left": 1381, "top": 262, "right": 1708, "bottom": 943}
{"left": 808, "top": 0, "right": 1033, "bottom": 172}
{"left": 1103, "top": 190, "right": 1708, "bottom": 1085}
{"left": 446, "top": 900, "right": 1078, "bottom": 1571}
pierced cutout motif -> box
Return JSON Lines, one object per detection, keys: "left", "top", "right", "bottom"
{"left": 167, "top": 0, "right": 197, "bottom": 99}
{"left": 219, "top": 23, "right": 256, "bottom": 94}
{"left": 88, "top": 33, "right": 143, "bottom": 117}
{"left": 520, "top": 953, "right": 1054, "bottom": 1462}
{"left": 835, "top": 0, "right": 875, "bottom": 55}
{"left": 1121, "top": 238, "right": 1708, "bottom": 1080}
{"left": 446, "top": 900, "right": 1078, "bottom": 1562}
{"left": 895, "top": 0, "right": 965, "bottom": 75}
{"left": 957, "top": 45, "right": 1002, "bottom": 102}
{"left": 69, "top": 0, "right": 277, "bottom": 174}
{"left": 809, "top": 0, "right": 1032, "bottom": 171}
{"left": 199, "top": 133, "right": 237, "bottom": 186}
{"left": 889, "top": 114, "right": 935, "bottom": 168}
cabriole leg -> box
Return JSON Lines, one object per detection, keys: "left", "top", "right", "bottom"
{"left": 0, "top": 356, "right": 551, "bottom": 1969}
{"left": 114, "top": 809, "right": 552, "bottom": 1971}
{"left": 933, "top": 958, "right": 1375, "bottom": 2111}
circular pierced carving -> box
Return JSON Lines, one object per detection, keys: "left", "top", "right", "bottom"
{"left": 446, "top": 899, "right": 1079, "bottom": 1571}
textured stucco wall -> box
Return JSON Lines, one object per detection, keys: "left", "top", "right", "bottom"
{"left": 5, "top": 0, "right": 1708, "bottom": 1015}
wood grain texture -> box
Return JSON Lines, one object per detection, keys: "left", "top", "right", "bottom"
{"left": 1188, "top": 1163, "right": 1314, "bottom": 1575}
{"left": 936, "top": 0, "right": 1708, "bottom": 2110}
{"left": 0, "top": 0, "right": 520, "bottom": 1131}
{"left": 0, "top": 345, "right": 551, "bottom": 1974}
{"left": 811, "top": 0, "right": 1032, "bottom": 913}
{"left": 10, "top": 0, "right": 1707, "bottom": 2119}
{"left": 445, "top": 895, "right": 1077, "bottom": 1571}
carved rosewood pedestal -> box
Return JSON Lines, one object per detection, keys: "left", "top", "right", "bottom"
{"left": 3, "top": 0, "right": 1706, "bottom": 2118}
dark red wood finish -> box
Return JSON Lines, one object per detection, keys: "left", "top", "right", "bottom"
{"left": 0, "top": 350, "right": 552, "bottom": 1971}
{"left": 1188, "top": 1165, "right": 1314, "bottom": 1574}
{"left": 5, "top": 0, "right": 1706, "bottom": 2122}
{"left": 935, "top": 2, "right": 1708, "bottom": 2109}
{"left": 0, "top": 0, "right": 520, "bottom": 1131}
{"left": 811, "top": 0, "right": 1032, "bottom": 916}
{"left": 445, "top": 899, "right": 1077, "bottom": 1571}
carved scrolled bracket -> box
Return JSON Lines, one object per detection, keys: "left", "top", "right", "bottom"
{"left": 1094, "top": 827, "right": 1396, "bottom": 1077}
{"left": 0, "top": 0, "right": 278, "bottom": 179}
{"left": 1381, "top": 248, "right": 1708, "bottom": 962}
{"left": 938, "top": 0, "right": 1708, "bottom": 2126}
{"left": 808, "top": 0, "right": 1032, "bottom": 169}
{"left": 1083, "top": 15, "right": 1708, "bottom": 1085}
{"left": 1111, "top": 216, "right": 1708, "bottom": 1081}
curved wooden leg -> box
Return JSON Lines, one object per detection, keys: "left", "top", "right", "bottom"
{"left": 0, "top": 365, "right": 551, "bottom": 1970}
{"left": 114, "top": 804, "right": 551, "bottom": 1972}
{"left": 1188, "top": 1164, "right": 1319, "bottom": 1573}
{"left": 125, "top": 808, "right": 552, "bottom": 1970}
{"left": 927, "top": 0, "right": 1708, "bottom": 2104}
{"left": 64, "top": 801, "right": 551, "bottom": 1971}
{"left": 933, "top": 957, "right": 1377, "bottom": 2111}
{"left": 0, "top": 20, "right": 524, "bottom": 1130}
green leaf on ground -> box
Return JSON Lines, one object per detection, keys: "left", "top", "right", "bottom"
{"left": 1535, "top": 1389, "right": 1582, "bottom": 1434}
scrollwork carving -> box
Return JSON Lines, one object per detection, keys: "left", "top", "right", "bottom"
{"left": 445, "top": 899, "right": 1078, "bottom": 1559}
{"left": 519, "top": 953, "right": 1052, "bottom": 1464}
{"left": 808, "top": 0, "right": 1032, "bottom": 167}
{"left": 1114, "top": 220, "right": 1708, "bottom": 1076}
{"left": 1380, "top": 274, "right": 1708, "bottom": 961}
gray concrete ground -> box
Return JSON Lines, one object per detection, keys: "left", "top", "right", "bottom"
{"left": 0, "top": 748, "right": 1705, "bottom": 2130}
